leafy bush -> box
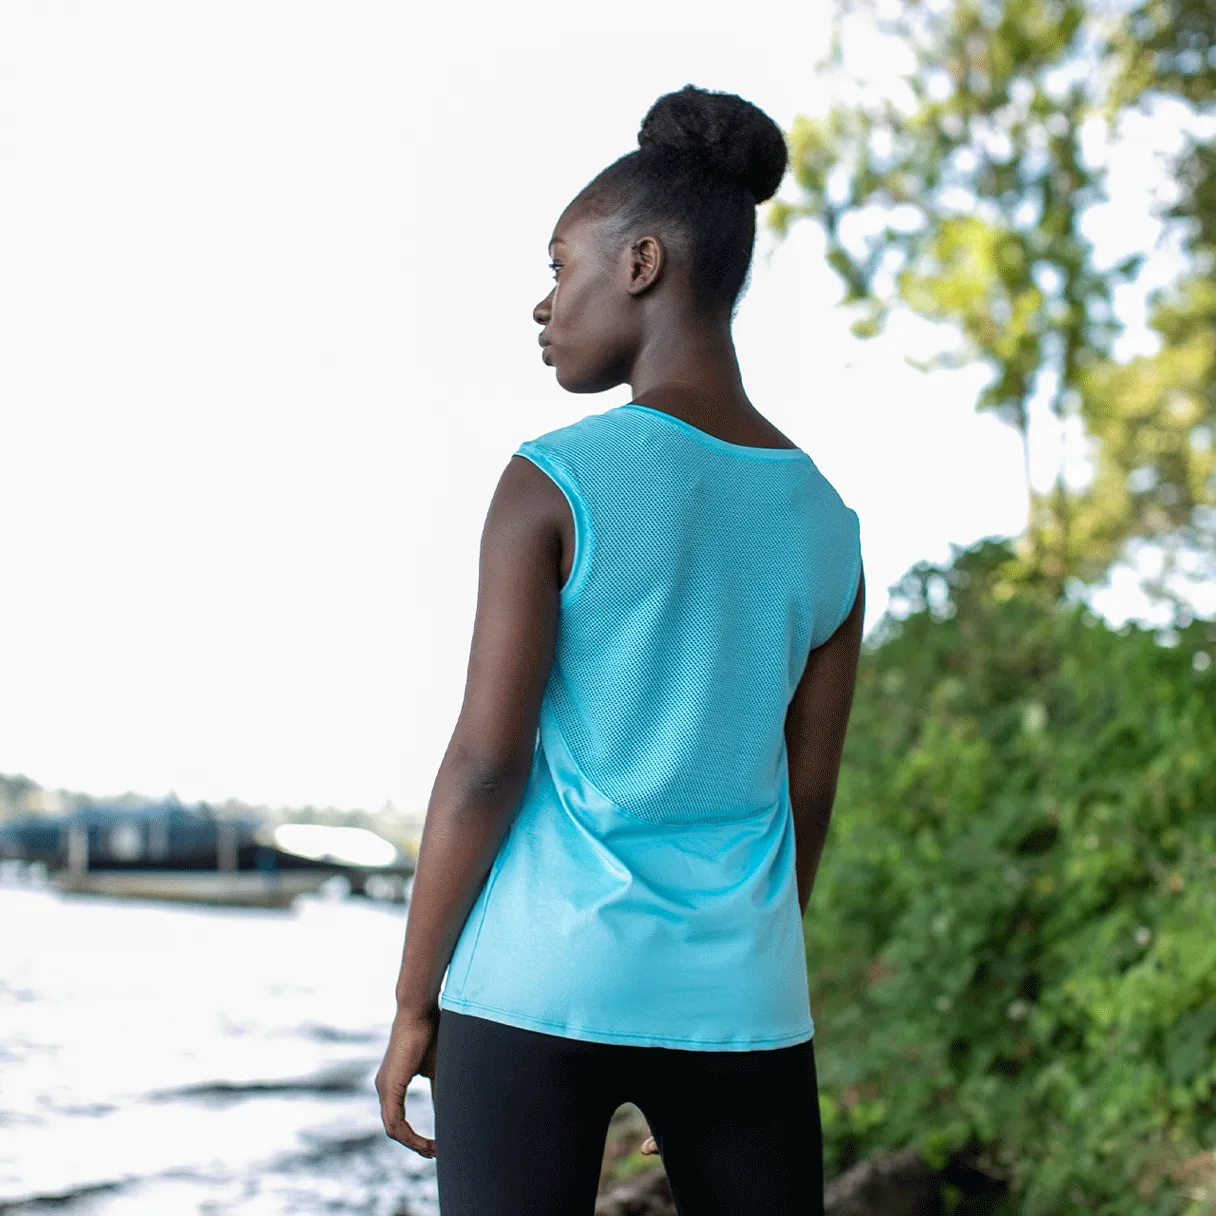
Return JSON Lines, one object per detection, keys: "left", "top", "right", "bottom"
{"left": 809, "top": 541, "right": 1216, "bottom": 1214}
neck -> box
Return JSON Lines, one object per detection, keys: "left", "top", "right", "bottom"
{"left": 628, "top": 314, "right": 749, "bottom": 421}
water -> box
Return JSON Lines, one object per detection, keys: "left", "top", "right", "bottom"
{"left": 0, "top": 881, "right": 438, "bottom": 1215}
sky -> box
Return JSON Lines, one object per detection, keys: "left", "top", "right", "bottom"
{"left": 0, "top": 1, "right": 1187, "bottom": 813}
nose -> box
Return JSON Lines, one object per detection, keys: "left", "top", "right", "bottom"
{"left": 533, "top": 288, "right": 554, "bottom": 327}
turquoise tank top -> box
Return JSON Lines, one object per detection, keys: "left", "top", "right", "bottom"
{"left": 438, "top": 402, "right": 862, "bottom": 1050}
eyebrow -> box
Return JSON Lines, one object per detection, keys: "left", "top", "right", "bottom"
{"left": 548, "top": 238, "right": 567, "bottom": 250}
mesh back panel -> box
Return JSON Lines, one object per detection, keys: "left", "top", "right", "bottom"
{"left": 518, "top": 404, "right": 860, "bottom": 826}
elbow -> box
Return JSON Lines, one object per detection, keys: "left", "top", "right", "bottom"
{"left": 791, "top": 789, "right": 836, "bottom": 835}
{"left": 789, "top": 770, "right": 838, "bottom": 814}
{"left": 444, "top": 744, "right": 534, "bottom": 806}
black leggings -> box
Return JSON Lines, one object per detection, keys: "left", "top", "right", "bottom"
{"left": 433, "top": 1010, "right": 824, "bottom": 1216}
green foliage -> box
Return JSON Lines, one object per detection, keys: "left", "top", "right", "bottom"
{"left": 0, "top": 773, "right": 49, "bottom": 819}
{"left": 1080, "top": 0, "right": 1216, "bottom": 587}
{"left": 773, "top": 0, "right": 1216, "bottom": 590}
{"left": 1078, "top": 274, "right": 1216, "bottom": 578}
{"left": 808, "top": 542, "right": 1216, "bottom": 1213}
{"left": 1109, "top": 0, "right": 1216, "bottom": 109}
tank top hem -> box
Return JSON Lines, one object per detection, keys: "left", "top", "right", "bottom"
{"left": 437, "top": 993, "right": 815, "bottom": 1052}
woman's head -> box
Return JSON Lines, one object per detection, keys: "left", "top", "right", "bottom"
{"left": 535, "top": 86, "right": 787, "bottom": 393}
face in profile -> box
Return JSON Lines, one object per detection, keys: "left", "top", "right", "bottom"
{"left": 533, "top": 206, "right": 652, "bottom": 395}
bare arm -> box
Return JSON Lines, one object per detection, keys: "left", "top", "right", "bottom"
{"left": 785, "top": 569, "right": 865, "bottom": 915}
{"left": 375, "top": 455, "right": 570, "bottom": 1156}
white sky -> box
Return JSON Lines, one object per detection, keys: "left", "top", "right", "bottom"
{"left": 0, "top": 1, "right": 1182, "bottom": 812}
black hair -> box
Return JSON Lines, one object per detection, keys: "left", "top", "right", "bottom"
{"left": 574, "top": 85, "right": 788, "bottom": 317}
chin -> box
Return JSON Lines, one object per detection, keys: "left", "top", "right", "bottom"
{"left": 555, "top": 365, "right": 619, "bottom": 395}
{"left": 554, "top": 367, "right": 590, "bottom": 393}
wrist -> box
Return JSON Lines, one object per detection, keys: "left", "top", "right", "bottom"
{"left": 394, "top": 997, "right": 440, "bottom": 1025}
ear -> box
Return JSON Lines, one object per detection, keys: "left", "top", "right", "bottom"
{"left": 625, "top": 234, "right": 665, "bottom": 297}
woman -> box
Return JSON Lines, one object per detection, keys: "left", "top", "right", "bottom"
{"left": 375, "top": 84, "right": 864, "bottom": 1216}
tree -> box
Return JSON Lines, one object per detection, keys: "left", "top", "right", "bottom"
{"left": 1078, "top": 0, "right": 1216, "bottom": 592}
{"left": 772, "top": 0, "right": 1216, "bottom": 594}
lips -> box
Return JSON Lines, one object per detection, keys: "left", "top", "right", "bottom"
{"left": 539, "top": 337, "right": 554, "bottom": 365}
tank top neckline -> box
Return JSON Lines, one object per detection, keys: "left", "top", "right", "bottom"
{"left": 617, "top": 402, "right": 811, "bottom": 462}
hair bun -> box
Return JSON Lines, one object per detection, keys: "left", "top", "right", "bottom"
{"left": 637, "top": 85, "right": 787, "bottom": 204}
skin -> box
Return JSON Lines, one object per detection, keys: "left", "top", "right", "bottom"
{"left": 375, "top": 199, "right": 866, "bottom": 1159}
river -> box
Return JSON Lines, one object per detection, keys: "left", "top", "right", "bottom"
{"left": 0, "top": 878, "right": 438, "bottom": 1214}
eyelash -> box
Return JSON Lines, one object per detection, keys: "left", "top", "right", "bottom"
{"left": 548, "top": 261, "right": 561, "bottom": 277}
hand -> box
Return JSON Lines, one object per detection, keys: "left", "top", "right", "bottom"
{"left": 376, "top": 1009, "right": 439, "bottom": 1157}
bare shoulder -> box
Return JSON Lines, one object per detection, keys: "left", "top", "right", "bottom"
{"left": 481, "top": 456, "right": 574, "bottom": 583}
{"left": 496, "top": 454, "right": 568, "bottom": 517}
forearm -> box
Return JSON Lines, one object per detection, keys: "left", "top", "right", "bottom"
{"left": 392, "top": 750, "right": 530, "bottom": 1019}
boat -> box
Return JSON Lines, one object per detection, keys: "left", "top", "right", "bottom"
{"left": 0, "top": 802, "right": 414, "bottom": 909}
